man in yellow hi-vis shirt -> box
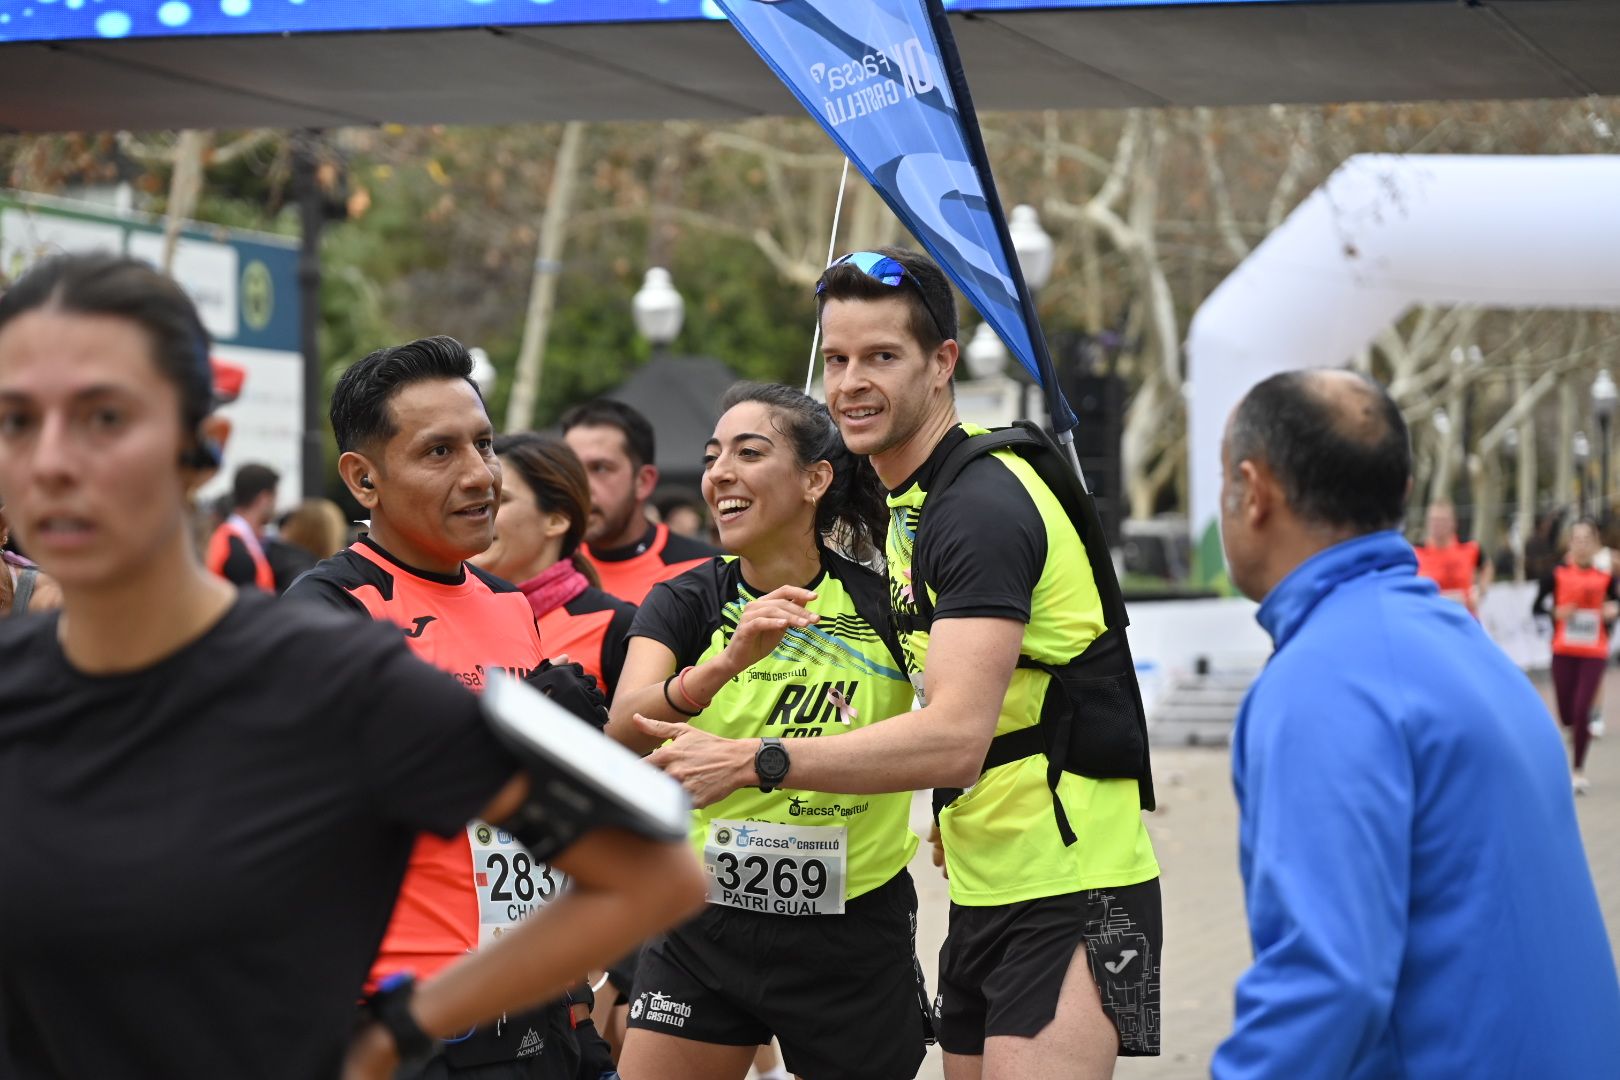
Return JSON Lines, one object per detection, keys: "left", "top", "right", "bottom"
{"left": 636, "top": 248, "right": 1161, "bottom": 1079}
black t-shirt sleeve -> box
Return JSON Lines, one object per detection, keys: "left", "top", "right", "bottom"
{"left": 628, "top": 562, "right": 720, "bottom": 669}
{"left": 281, "top": 569, "right": 368, "bottom": 616}
{"left": 220, "top": 536, "right": 258, "bottom": 587}
{"left": 599, "top": 601, "right": 637, "bottom": 696}
{"left": 1533, "top": 572, "right": 1555, "bottom": 617}
{"left": 918, "top": 455, "right": 1047, "bottom": 623}
{"left": 661, "top": 530, "right": 722, "bottom": 563}
{"left": 348, "top": 632, "right": 517, "bottom": 836}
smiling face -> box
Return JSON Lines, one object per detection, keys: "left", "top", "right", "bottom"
{"left": 347, "top": 377, "right": 499, "bottom": 572}
{"left": 0, "top": 308, "right": 201, "bottom": 591}
{"left": 820, "top": 295, "right": 955, "bottom": 482}
{"left": 701, "top": 401, "right": 828, "bottom": 559}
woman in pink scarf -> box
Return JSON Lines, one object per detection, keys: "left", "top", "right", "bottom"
{"left": 472, "top": 433, "right": 637, "bottom": 698}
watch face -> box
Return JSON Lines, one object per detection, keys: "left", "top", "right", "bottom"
{"left": 759, "top": 745, "right": 790, "bottom": 780}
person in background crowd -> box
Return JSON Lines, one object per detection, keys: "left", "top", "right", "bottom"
{"left": 0, "top": 493, "right": 60, "bottom": 616}
{"left": 473, "top": 433, "right": 637, "bottom": 700}
{"left": 0, "top": 253, "right": 705, "bottom": 1079}
{"left": 205, "top": 461, "right": 278, "bottom": 591}
{"left": 562, "top": 399, "right": 718, "bottom": 605}
{"left": 652, "top": 488, "right": 708, "bottom": 541}
{"left": 265, "top": 496, "right": 349, "bottom": 594}
{"left": 286, "top": 336, "right": 630, "bottom": 1079}
{"left": 1214, "top": 368, "right": 1620, "bottom": 1077}
{"left": 467, "top": 430, "right": 642, "bottom": 1066}
{"left": 611, "top": 383, "right": 929, "bottom": 1080}
{"left": 1412, "top": 498, "right": 1492, "bottom": 614}
{"left": 1534, "top": 517, "right": 1618, "bottom": 794}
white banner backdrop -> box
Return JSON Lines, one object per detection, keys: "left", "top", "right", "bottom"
{"left": 1185, "top": 155, "right": 1620, "bottom": 580}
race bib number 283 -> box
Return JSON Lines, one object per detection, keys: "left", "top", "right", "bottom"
{"left": 468, "top": 822, "right": 566, "bottom": 948}
{"left": 702, "top": 819, "right": 845, "bottom": 916}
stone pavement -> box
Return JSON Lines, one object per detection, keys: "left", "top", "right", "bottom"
{"left": 894, "top": 669, "right": 1620, "bottom": 1080}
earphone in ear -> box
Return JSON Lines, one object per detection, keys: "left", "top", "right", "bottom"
{"left": 360, "top": 476, "right": 375, "bottom": 490}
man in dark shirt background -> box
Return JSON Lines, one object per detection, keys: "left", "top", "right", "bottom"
{"left": 562, "top": 399, "right": 717, "bottom": 605}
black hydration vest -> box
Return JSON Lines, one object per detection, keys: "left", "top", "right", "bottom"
{"left": 897, "top": 422, "right": 1156, "bottom": 845}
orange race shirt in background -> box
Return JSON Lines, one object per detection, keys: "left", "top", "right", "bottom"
{"left": 1414, "top": 539, "right": 1481, "bottom": 613}
{"left": 205, "top": 515, "right": 275, "bottom": 593}
{"left": 582, "top": 521, "right": 718, "bottom": 606}
{"left": 1553, "top": 563, "right": 1614, "bottom": 660}
{"left": 285, "top": 537, "right": 547, "bottom": 987}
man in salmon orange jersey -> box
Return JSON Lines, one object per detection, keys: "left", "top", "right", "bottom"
{"left": 285, "top": 335, "right": 615, "bottom": 1079}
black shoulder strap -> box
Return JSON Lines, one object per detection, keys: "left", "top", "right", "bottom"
{"left": 832, "top": 553, "right": 910, "bottom": 677}
{"left": 910, "top": 423, "right": 1128, "bottom": 633}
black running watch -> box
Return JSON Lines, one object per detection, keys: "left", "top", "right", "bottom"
{"left": 366, "top": 973, "right": 439, "bottom": 1069}
{"left": 755, "top": 737, "right": 790, "bottom": 793}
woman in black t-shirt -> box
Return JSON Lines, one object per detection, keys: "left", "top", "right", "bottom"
{"left": 0, "top": 254, "right": 704, "bottom": 1080}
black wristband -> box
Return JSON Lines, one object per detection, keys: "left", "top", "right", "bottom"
{"left": 367, "top": 973, "right": 439, "bottom": 1068}
{"left": 662, "top": 673, "right": 701, "bottom": 718}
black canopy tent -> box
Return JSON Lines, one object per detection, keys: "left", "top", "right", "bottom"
{"left": 2, "top": 0, "right": 1613, "bottom": 495}
{"left": 0, "top": 3, "right": 1614, "bottom": 134}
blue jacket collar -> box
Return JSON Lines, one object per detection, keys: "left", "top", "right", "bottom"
{"left": 1256, "top": 530, "right": 1416, "bottom": 648}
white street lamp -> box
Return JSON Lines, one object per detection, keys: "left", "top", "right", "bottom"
{"left": 632, "top": 267, "right": 684, "bottom": 349}
{"left": 1593, "top": 369, "right": 1617, "bottom": 424}
{"left": 964, "top": 322, "right": 1010, "bottom": 380}
{"left": 468, "top": 347, "right": 498, "bottom": 400}
{"left": 1009, "top": 204, "right": 1054, "bottom": 292}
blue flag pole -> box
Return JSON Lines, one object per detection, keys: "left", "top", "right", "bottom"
{"left": 917, "top": 0, "right": 1085, "bottom": 483}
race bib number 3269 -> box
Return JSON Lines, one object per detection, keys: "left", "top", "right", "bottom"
{"left": 702, "top": 819, "right": 845, "bottom": 916}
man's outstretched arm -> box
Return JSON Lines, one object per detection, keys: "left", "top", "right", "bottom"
{"left": 634, "top": 615, "right": 1023, "bottom": 806}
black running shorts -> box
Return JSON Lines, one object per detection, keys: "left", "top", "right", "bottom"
{"left": 935, "top": 877, "right": 1161, "bottom": 1057}
{"left": 626, "top": 870, "right": 932, "bottom": 1080}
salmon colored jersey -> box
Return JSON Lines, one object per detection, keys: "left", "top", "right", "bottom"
{"left": 205, "top": 515, "right": 275, "bottom": 592}
{"left": 283, "top": 537, "right": 545, "bottom": 986}
{"left": 536, "top": 590, "right": 635, "bottom": 697}
{"left": 1414, "top": 540, "right": 1482, "bottom": 612}
{"left": 582, "top": 522, "right": 718, "bottom": 606}
{"left": 1553, "top": 563, "right": 1615, "bottom": 659}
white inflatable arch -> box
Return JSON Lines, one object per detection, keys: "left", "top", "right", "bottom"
{"left": 1185, "top": 154, "right": 1620, "bottom": 580}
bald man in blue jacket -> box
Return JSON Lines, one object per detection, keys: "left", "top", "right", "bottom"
{"left": 1213, "top": 369, "right": 1620, "bottom": 1079}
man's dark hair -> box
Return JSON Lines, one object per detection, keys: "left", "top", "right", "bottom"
{"left": 1230, "top": 370, "right": 1410, "bottom": 533}
{"left": 0, "top": 253, "right": 214, "bottom": 432}
{"left": 815, "top": 245, "right": 957, "bottom": 354}
{"left": 559, "top": 399, "right": 655, "bottom": 470}
{"left": 329, "top": 335, "right": 481, "bottom": 454}
{"left": 231, "top": 463, "right": 279, "bottom": 509}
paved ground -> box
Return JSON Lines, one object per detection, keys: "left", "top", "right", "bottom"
{"left": 888, "top": 669, "right": 1620, "bottom": 1080}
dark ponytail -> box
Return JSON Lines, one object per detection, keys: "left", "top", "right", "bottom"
{"left": 717, "top": 382, "right": 887, "bottom": 560}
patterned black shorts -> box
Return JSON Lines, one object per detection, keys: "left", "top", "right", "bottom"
{"left": 935, "top": 877, "right": 1162, "bottom": 1056}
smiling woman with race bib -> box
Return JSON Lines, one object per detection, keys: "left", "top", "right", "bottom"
{"left": 606, "top": 383, "right": 931, "bottom": 1080}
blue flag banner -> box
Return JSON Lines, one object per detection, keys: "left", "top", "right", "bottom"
{"left": 714, "top": 0, "right": 1076, "bottom": 432}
